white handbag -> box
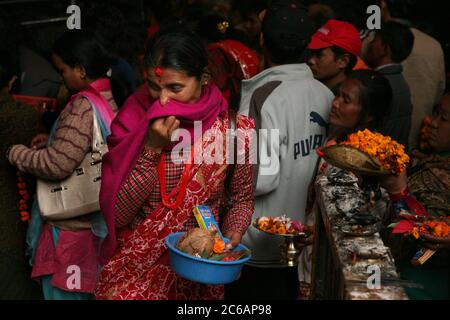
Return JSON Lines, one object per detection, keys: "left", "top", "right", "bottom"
{"left": 37, "top": 110, "right": 107, "bottom": 220}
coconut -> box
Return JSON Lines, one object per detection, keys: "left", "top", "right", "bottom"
{"left": 176, "top": 228, "right": 217, "bottom": 257}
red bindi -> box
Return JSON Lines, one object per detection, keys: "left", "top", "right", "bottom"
{"left": 154, "top": 66, "right": 164, "bottom": 77}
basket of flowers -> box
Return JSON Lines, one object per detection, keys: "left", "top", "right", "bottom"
{"left": 392, "top": 214, "right": 450, "bottom": 240}
{"left": 409, "top": 219, "right": 450, "bottom": 243}
{"left": 320, "top": 129, "right": 410, "bottom": 176}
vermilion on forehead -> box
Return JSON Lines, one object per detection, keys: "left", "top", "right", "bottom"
{"left": 148, "top": 69, "right": 195, "bottom": 85}
{"left": 148, "top": 67, "right": 190, "bottom": 78}
{"left": 154, "top": 66, "right": 164, "bottom": 77}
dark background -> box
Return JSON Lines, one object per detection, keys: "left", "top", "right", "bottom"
{"left": 0, "top": 0, "right": 449, "bottom": 73}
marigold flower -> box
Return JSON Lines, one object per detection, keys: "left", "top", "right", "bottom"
{"left": 411, "top": 227, "right": 420, "bottom": 239}
{"left": 255, "top": 216, "right": 303, "bottom": 235}
{"left": 410, "top": 220, "right": 450, "bottom": 238}
{"left": 342, "top": 129, "right": 410, "bottom": 174}
{"left": 16, "top": 170, "right": 31, "bottom": 223}
{"left": 213, "top": 238, "right": 225, "bottom": 254}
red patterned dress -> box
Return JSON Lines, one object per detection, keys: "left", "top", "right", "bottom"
{"left": 95, "top": 111, "right": 255, "bottom": 300}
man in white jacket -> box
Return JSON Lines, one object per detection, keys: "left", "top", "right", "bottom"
{"left": 226, "top": 1, "right": 334, "bottom": 300}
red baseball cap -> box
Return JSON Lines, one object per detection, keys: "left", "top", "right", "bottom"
{"left": 307, "top": 19, "right": 362, "bottom": 57}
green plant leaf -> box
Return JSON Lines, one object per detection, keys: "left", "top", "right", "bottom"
{"left": 201, "top": 251, "right": 210, "bottom": 259}
{"left": 388, "top": 222, "right": 399, "bottom": 229}
{"left": 209, "top": 254, "right": 225, "bottom": 261}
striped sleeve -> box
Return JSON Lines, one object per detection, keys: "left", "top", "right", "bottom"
{"left": 221, "top": 162, "right": 255, "bottom": 235}
{"left": 114, "top": 148, "right": 162, "bottom": 228}
{"left": 9, "top": 97, "right": 93, "bottom": 181}
{"left": 221, "top": 117, "right": 256, "bottom": 235}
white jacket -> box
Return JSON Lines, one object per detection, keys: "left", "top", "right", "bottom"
{"left": 239, "top": 64, "right": 334, "bottom": 267}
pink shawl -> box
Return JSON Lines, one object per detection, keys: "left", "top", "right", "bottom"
{"left": 68, "top": 78, "right": 116, "bottom": 126}
{"left": 98, "top": 84, "right": 228, "bottom": 265}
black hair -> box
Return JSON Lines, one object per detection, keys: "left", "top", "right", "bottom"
{"left": 143, "top": 0, "right": 172, "bottom": 24}
{"left": 196, "top": 14, "right": 230, "bottom": 44}
{"left": 263, "top": 35, "right": 310, "bottom": 65}
{"left": 84, "top": 4, "right": 142, "bottom": 63}
{"left": 346, "top": 69, "right": 392, "bottom": 131}
{"left": 53, "top": 30, "right": 115, "bottom": 80}
{"left": 384, "top": 0, "right": 417, "bottom": 21}
{"left": 330, "top": 46, "right": 358, "bottom": 75}
{"left": 144, "top": 31, "right": 209, "bottom": 81}
{"left": 52, "top": 29, "right": 131, "bottom": 107}
{"left": 376, "top": 21, "right": 414, "bottom": 63}
{"left": 144, "top": 0, "right": 204, "bottom": 32}
{"left": 261, "top": 1, "right": 313, "bottom": 65}
{"left": 307, "top": 3, "right": 335, "bottom": 31}
{"left": 231, "top": 0, "right": 268, "bottom": 20}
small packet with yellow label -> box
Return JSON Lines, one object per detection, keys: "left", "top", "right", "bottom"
{"left": 411, "top": 248, "right": 436, "bottom": 266}
{"left": 193, "top": 205, "right": 225, "bottom": 242}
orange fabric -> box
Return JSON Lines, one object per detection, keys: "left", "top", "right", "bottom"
{"left": 353, "top": 57, "right": 371, "bottom": 71}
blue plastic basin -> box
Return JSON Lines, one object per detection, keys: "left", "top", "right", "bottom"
{"left": 165, "top": 232, "right": 251, "bottom": 285}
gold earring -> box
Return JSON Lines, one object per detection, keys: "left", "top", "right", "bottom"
{"left": 202, "top": 74, "right": 211, "bottom": 86}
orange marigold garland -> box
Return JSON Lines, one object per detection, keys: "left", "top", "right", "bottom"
{"left": 342, "top": 129, "right": 410, "bottom": 174}
{"left": 410, "top": 220, "right": 450, "bottom": 240}
{"left": 16, "top": 171, "right": 31, "bottom": 222}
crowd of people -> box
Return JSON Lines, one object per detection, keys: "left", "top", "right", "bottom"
{"left": 0, "top": 0, "right": 448, "bottom": 300}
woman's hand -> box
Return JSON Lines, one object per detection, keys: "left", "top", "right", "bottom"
{"left": 422, "top": 233, "right": 450, "bottom": 250}
{"left": 30, "top": 134, "right": 49, "bottom": 150}
{"left": 224, "top": 231, "right": 242, "bottom": 251}
{"left": 145, "top": 116, "right": 180, "bottom": 153}
{"left": 295, "top": 233, "right": 315, "bottom": 246}
{"left": 380, "top": 172, "right": 408, "bottom": 195}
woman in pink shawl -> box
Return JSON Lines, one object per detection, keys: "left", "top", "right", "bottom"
{"left": 95, "top": 32, "right": 255, "bottom": 300}
{"left": 7, "top": 30, "right": 120, "bottom": 300}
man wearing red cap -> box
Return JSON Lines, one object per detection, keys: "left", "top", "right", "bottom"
{"left": 307, "top": 19, "right": 362, "bottom": 95}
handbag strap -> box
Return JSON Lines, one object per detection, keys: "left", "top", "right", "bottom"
{"left": 74, "top": 91, "right": 109, "bottom": 156}
{"left": 91, "top": 109, "right": 105, "bottom": 155}
{"left": 72, "top": 80, "right": 115, "bottom": 155}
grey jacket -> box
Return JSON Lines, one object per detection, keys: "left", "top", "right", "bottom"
{"left": 239, "top": 64, "right": 334, "bottom": 267}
